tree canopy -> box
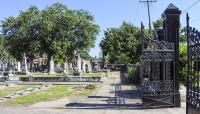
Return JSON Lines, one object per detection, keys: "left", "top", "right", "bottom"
{"left": 0, "top": 36, "right": 15, "bottom": 63}
{"left": 153, "top": 18, "right": 163, "bottom": 31}
{"left": 1, "top": 3, "right": 99, "bottom": 65}
{"left": 100, "top": 22, "right": 141, "bottom": 64}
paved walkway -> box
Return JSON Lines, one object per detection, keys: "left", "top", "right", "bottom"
{"left": 0, "top": 72, "right": 186, "bottom": 114}
{"left": 63, "top": 72, "right": 142, "bottom": 109}
{"left": 27, "top": 72, "right": 141, "bottom": 109}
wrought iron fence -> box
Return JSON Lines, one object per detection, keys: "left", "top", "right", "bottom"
{"left": 186, "top": 13, "right": 200, "bottom": 114}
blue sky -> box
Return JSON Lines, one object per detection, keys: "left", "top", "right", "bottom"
{"left": 0, "top": 0, "right": 200, "bottom": 57}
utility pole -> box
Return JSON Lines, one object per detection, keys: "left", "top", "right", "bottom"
{"left": 139, "top": 0, "right": 157, "bottom": 36}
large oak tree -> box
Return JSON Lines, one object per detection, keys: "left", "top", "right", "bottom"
{"left": 1, "top": 3, "right": 99, "bottom": 66}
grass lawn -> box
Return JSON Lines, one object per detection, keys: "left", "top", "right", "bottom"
{"left": 0, "top": 85, "right": 35, "bottom": 98}
{"left": 80, "top": 73, "right": 103, "bottom": 77}
{"left": 5, "top": 85, "right": 95, "bottom": 106}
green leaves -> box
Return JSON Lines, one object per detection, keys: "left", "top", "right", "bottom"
{"left": 153, "top": 18, "right": 163, "bottom": 33}
{"left": 179, "top": 43, "right": 187, "bottom": 84}
{"left": 1, "top": 2, "right": 99, "bottom": 63}
{"left": 100, "top": 22, "right": 140, "bottom": 64}
{"left": 0, "top": 36, "right": 15, "bottom": 62}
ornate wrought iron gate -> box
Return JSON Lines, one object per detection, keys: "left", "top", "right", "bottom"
{"left": 186, "top": 13, "right": 200, "bottom": 114}
{"left": 140, "top": 24, "right": 175, "bottom": 108}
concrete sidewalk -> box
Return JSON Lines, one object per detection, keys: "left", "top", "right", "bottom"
{"left": 0, "top": 103, "right": 186, "bottom": 114}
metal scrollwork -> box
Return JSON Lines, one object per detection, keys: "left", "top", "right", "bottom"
{"left": 142, "top": 80, "right": 173, "bottom": 96}
{"left": 187, "top": 25, "right": 200, "bottom": 108}
{"left": 141, "top": 37, "right": 175, "bottom": 97}
{"left": 141, "top": 51, "right": 174, "bottom": 61}
{"left": 140, "top": 22, "right": 175, "bottom": 108}
{"left": 143, "top": 38, "right": 174, "bottom": 51}
{"left": 142, "top": 38, "right": 174, "bottom": 62}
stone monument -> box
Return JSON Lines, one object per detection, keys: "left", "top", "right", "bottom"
{"left": 82, "top": 60, "right": 86, "bottom": 73}
{"left": 17, "top": 62, "right": 21, "bottom": 72}
{"left": 77, "top": 54, "right": 82, "bottom": 73}
{"left": 21, "top": 53, "right": 30, "bottom": 74}
{"left": 49, "top": 57, "right": 55, "bottom": 74}
{"left": 64, "top": 58, "right": 69, "bottom": 73}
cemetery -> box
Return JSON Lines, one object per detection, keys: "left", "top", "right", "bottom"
{"left": 0, "top": 1, "right": 199, "bottom": 114}
{"left": 0, "top": 53, "right": 104, "bottom": 82}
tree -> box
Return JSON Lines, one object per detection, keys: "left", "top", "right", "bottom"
{"left": 100, "top": 22, "right": 141, "bottom": 64}
{"left": 153, "top": 18, "right": 163, "bottom": 35}
{"left": 0, "top": 36, "right": 15, "bottom": 63}
{"left": 179, "top": 43, "right": 187, "bottom": 84}
{"left": 1, "top": 6, "right": 40, "bottom": 60}
{"left": 179, "top": 26, "right": 187, "bottom": 84}
{"left": 37, "top": 3, "right": 99, "bottom": 64}
{"left": 1, "top": 3, "right": 99, "bottom": 67}
{"left": 180, "top": 27, "right": 187, "bottom": 43}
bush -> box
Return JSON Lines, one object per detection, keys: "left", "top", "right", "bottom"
{"left": 179, "top": 43, "right": 187, "bottom": 85}
{"left": 124, "top": 66, "right": 140, "bottom": 85}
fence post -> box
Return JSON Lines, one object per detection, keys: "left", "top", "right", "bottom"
{"left": 162, "top": 3, "right": 181, "bottom": 107}
{"left": 157, "top": 29, "right": 164, "bottom": 41}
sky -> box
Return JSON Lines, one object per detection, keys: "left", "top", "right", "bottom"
{"left": 0, "top": 0, "right": 200, "bottom": 57}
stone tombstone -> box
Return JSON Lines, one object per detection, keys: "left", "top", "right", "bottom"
{"left": 21, "top": 53, "right": 30, "bottom": 74}
{"left": 77, "top": 54, "right": 82, "bottom": 73}
{"left": 88, "top": 61, "right": 92, "bottom": 73}
{"left": 0, "top": 61, "right": 3, "bottom": 71}
{"left": 3, "top": 63, "right": 7, "bottom": 71}
{"left": 69, "top": 63, "right": 73, "bottom": 70}
{"left": 17, "top": 62, "right": 21, "bottom": 72}
{"left": 82, "top": 60, "right": 86, "bottom": 73}
{"left": 64, "top": 58, "right": 69, "bottom": 73}
{"left": 162, "top": 3, "right": 181, "bottom": 107}
{"left": 49, "top": 57, "right": 55, "bottom": 74}
{"left": 8, "top": 63, "right": 14, "bottom": 75}
{"left": 2, "top": 63, "right": 5, "bottom": 71}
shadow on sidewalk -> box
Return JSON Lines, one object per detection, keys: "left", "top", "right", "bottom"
{"left": 65, "top": 84, "right": 142, "bottom": 110}
{"left": 65, "top": 102, "right": 142, "bottom": 109}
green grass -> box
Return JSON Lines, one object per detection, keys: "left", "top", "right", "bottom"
{"left": 0, "top": 85, "right": 35, "bottom": 98}
{"left": 80, "top": 73, "right": 103, "bottom": 77}
{"left": 5, "top": 85, "right": 94, "bottom": 106}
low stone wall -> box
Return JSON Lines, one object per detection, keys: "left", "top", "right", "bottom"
{"left": 0, "top": 73, "right": 105, "bottom": 82}
{"left": 19, "top": 77, "right": 65, "bottom": 82}
{"left": 65, "top": 76, "right": 102, "bottom": 82}
{"left": 0, "top": 76, "right": 9, "bottom": 82}
{"left": 19, "top": 76, "right": 103, "bottom": 82}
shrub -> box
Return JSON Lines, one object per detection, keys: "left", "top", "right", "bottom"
{"left": 124, "top": 66, "right": 140, "bottom": 85}
{"left": 179, "top": 43, "right": 187, "bottom": 85}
